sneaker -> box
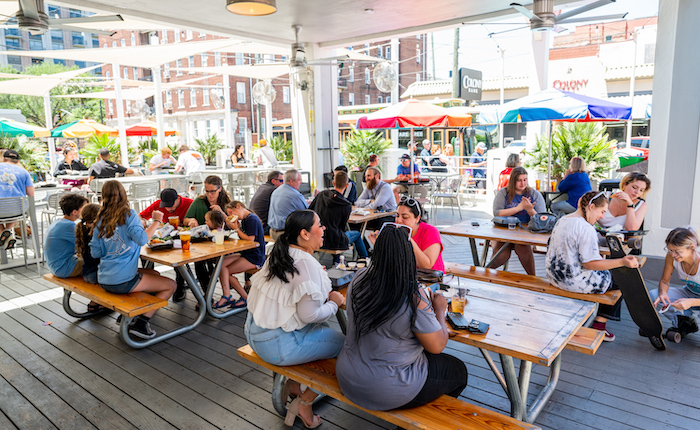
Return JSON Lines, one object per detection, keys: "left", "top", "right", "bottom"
{"left": 592, "top": 321, "right": 615, "bottom": 342}
{"left": 172, "top": 285, "right": 187, "bottom": 302}
{"left": 0, "top": 229, "right": 10, "bottom": 248}
{"left": 115, "top": 315, "right": 122, "bottom": 325}
{"left": 128, "top": 317, "right": 156, "bottom": 340}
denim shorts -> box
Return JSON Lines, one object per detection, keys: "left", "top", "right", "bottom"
{"left": 100, "top": 273, "right": 142, "bottom": 294}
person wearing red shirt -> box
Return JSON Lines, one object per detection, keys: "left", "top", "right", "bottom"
{"left": 139, "top": 188, "right": 193, "bottom": 301}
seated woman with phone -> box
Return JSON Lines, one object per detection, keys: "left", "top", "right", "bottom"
{"left": 336, "top": 224, "right": 467, "bottom": 411}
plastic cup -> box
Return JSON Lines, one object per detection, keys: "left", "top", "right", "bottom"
{"left": 451, "top": 286, "right": 469, "bottom": 314}
{"left": 508, "top": 222, "right": 516, "bottom": 230}
{"left": 168, "top": 216, "right": 179, "bottom": 228}
{"left": 180, "top": 232, "right": 191, "bottom": 251}
{"left": 214, "top": 230, "right": 225, "bottom": 245}
{"left": 550, "top": 180, "right": 557, "bottom": 192}
{"left": 535, "top": 179, "right": 541, "bottom": 191}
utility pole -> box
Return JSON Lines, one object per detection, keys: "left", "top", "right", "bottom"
{"left": 452, "top": 28, "right": 460, "bottom": 98}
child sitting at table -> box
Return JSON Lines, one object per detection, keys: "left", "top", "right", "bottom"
{"left": 90, "top": 180, "right": 176, "bottom": 340}
{"left": 204, "top": 209, "right": 225, "bottom": 231}
{"left": 211, "top": 201, "right": 266, "bottom": 309}
{"left": 546, "top": 190, "right": 642, "bottom": 343}
{"left": 75, "top": 203, "right": 101, "bottom": 284}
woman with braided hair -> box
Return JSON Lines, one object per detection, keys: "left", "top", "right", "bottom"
{"left": 546, "top": 190, "right": 639, "bottom": 342}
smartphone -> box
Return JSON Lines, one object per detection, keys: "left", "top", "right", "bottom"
{"left": 447, "top": 312, "right": 471, "bottom": 330}
{"left": 471, "top": 221, "right": 480, "bottom": 226}
{"left": 467, "top": 319, "right": 490, "bottom": 335}
{"left": 424, "top": 283, "right": 450, "bottom": 294}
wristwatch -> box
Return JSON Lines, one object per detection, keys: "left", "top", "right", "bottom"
{"left": 627, "top": 204, "right": 634, "bottom": 208}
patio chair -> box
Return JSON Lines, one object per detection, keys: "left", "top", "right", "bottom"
{"left": 168, "top": 177, "right": 189, "bottom": 195}
{"left": 0, "top": 196, "right": 41, "bottom": 273}
{"left": 129, "top": 181, "right": 161, "bottom": 212}
{"left": 430, "top": 175, "right": 462, "bottom": 222}
{"left": 187, "top": 172, "right": 206, "bottom": 198}
{"left": 40, "top": 191, "right": 65, "bottom": 239}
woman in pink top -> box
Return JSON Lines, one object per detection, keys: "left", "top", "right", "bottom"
{"left": 369, "top": 196, "right": 444, "bottom": 272}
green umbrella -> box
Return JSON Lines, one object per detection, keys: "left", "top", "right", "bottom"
{"left": 0, "top": 117, "right": 50, "bottom": 137}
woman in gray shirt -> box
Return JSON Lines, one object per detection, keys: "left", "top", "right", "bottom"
{"left": 336, "top": 224, "right": 468, "bottom": 411}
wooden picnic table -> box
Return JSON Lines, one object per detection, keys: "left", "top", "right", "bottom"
{"left": 441, "top": 219, "right": 549, "bottom": 267}
{"left": 135, "top": 238, "right": 258, "bottom": 348}
{"left": 348, "top": 207, "right": 396, "bottom": 236}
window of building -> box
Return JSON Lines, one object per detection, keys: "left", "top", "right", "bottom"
{"left": 186, "top": 30, "right": 193, "bottom": 40}
{"left": 7, "top": 56, "right": 22, "bottom": 71}
{"left": 261, "top": 118, "right": 266, "bottom": 134}
{"left": 238, "top": 117, "right": 247, "bottom": 134}
{"left": 236, "top": 82, "right": 246, "bottom": 103}
{"left": 174, "top": 31, "right": 181, "bottom": 43}
{"left": 386, "top": 95, "right": 391, "bottom": 103}
{"left": 364, "top": 67, "right": 370, "bottom": 85}
{"left": 188, "top": 56, "right": 195, "bottom": 73}
{"left": 176, "top": 59, "right": 183, "bottom": 76}
{"left": 348, "top": 67, "right": 354, "bottom": 82}
{"left": 416, "top": 73, "right": 420, "bottom": 82}
{"left": 102, "top": 43, "right": 107, "bottom": 49}
{"left": 201, "top": 53, "right": 208, "bottom": 67}
{"left": 165, "top": 90, "right": 172, "bottom": 108}
{"left": 132, "top": 67, "right": 138, "bottom": 79}
{"left": 385, "top": 46, "right": 391, "bottom": 59}
{"left": 283, "top": 87, "right": 290, "bottom": 104}
{"left": 220, "top": 119, "right": 225, "bottom": 136}
{"left": 364, "top": 43, "right": 370, "bottom": 55}
{"left": 112, "top": 41, "right": 117, "bottom": 48}
{"left": 235, "top": 52, "right": 244, "bottom": 65}
{"left": 416, "top": 47, "right": 421, "bottom": 63}
{"left": 92, "top": 35, "right": 99, "bottom": 48}
{"left": 50, "top": 30, "right": 62, "bottom": 41}
{"left": 105, "top": 71, "right": 111, "bottom": 78}
{"left": 190, "top": 89, "right": 197, "bottom": 107}
{"left": 349, "top": 93, "right": 355, "bottom": 105}
{"left": 120, "top": 38, "right": 126, "bottom": 47}
{"left": 178, "top": 89, "right": 185, "bottom": 108}
{"left": 377, "top": 95, "right": 383, "bottom": 103}
{"left": 123, "top": 67, "right": 128, "bottom": 79}
{"left": 126, "top": 101, "right": 131, "bottom": 114}
{"left": 163, "top": 62, "right": 170, "bottom": 78}
{"left": 605, "top": 35, "right": 612, "bottom": 42}
{"left": 200, "top": 32, "right": 206, "bottom": 39}
{"left": 48, "top": 5, "right": 60, "bottom": 18}
{"left": 131, "top": 33, "right": 136, "bottom": 46}
{"left": 193, "top": 121, "right": 199, "bottom": 138}
{"left": 69, "top": 8, "right": 81, "bottom": 18}
{"left": 364, "top": 94, "right": 370, "bottom": 105}
{"left": 72, "top": 32, "right": 85, "bottom": 47}
{"left": 54, "top": 59, "right": 66, "bottom": 66}
{"left": 29, "top": 34, "right": 43, "bottom": 50}
{"left": 75, "top": 61, "right": 86, "bottom": 69}
{"left": 203, "top": 87, "right": 210, "bottom": 106}
{"left": 5, "top": 38, "right": 20, "bottom": 49}
{"left": 644, "top": 43, "right": 656, "bottom": 64}
{"left": 215, "top": 52, "right": 222, "bottom": 67}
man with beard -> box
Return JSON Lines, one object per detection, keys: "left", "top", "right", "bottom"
{"left": 355, "top": 166, "right": 397, "bottom": 230}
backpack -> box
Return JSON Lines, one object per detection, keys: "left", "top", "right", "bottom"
{"left": 527, "top": 213, "right": 559, "bottom": 233}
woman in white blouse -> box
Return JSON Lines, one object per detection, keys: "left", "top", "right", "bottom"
{"left": 246, "top": 209, "right": 345, "bottom": 429}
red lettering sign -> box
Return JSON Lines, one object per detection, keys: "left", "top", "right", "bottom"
{"left": 552, "top": 79, "right": 588, "bottom": 91}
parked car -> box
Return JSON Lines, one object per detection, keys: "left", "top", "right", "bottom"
{"left": 505, "top": 139, "right": 526, "bottom": 153}
{"left": 630, "top": 136, "right": 650, "bottom": 157}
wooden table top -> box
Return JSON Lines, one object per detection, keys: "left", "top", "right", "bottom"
{"left": 140, "top": 239, "right": 258, "bottom": 267}
{"left": 447, "top": 279, "right": 594, "bottom": 365}
{"left": 348, "top": 208, "right": 396, "bottom": 224}
{"left": 440, "top": 220, "right": 550, "bottom": 247}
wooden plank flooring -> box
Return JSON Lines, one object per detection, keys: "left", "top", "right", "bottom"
{"left": 1, "top": 205, "right": 698, "bottom": 430}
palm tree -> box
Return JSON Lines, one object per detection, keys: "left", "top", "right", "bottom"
{"left": 524, "top": 122, "right": 615, "bottom": 180}
{"left": 340, "top": 127, "right": 391, "bottom": 172}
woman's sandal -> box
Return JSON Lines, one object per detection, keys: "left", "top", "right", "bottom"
{"left": 281, "top": 378, "right": 297, "bottom": 404}
{"left": 230, "top": 297, "right": 247, "bottom": 309}
{"left": 87, "top": 302, "right": 106, "bottom": 313}
{"left": 213, "top": 295, "right": 235, "bottom": 309}
{"left": 284, "top": 397, "right": 321, "bottom": 428}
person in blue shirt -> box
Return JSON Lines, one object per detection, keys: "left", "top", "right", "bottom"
{"left": 552, "top": 157, "right": 593, "bottom": 217}
{"left": 419, "top": 139, "right": 432, "bottom": 166}
{"left": 268, "top": 169, "right": 308, "bottom": 240}
{"left": 393, "top": 153, "right": 421, "bottom": 195}
{"left": 469, "top": 142, "right": 488, "bottom": 189}
{"left": 90, "top": 180, "right": 176, "bottom": 339}
{"left": 0, "top": 149, "right": 34, "bottom": 249}
{"left": 44, "top": 193, "right": 89, "bottom": 278}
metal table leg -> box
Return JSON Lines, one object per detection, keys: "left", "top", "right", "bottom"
{"left": 271, "top": 372, "right": 327, "bottom": 417}
{"left": 499, "top": 354, "right": 525, "bottom": 421}
{"left": 469, "top": 238, "right": 480, "bottom": 266}
{"left": 485, "top": 242, "right": 512, "bottom": 268}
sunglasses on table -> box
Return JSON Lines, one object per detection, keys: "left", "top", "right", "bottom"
{"left": 379, "top": 222, "right": 412, "bottom": 241}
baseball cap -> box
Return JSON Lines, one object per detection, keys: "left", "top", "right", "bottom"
{"left": 400, "top": 154, "right": 411, "bottom": 160}
{"left": 3, "top": 149, "right": 19, "bottom": 160}
{"left": 476, "top": 142, "right": 487, "bottom": 150}
{"left": 159, "top": 188, "right": 179, "bottom": 207}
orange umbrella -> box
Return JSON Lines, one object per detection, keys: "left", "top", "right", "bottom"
{"left": 125, "top": 120, "right": 181, "bottom": 137}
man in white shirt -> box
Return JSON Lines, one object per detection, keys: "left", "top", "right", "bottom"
{"left": 149, "top": 147, "right": 176, "bottom": 173}
{"left": 174, "top": 144, "right": 206, "bottom": 174}
{"left": 254, "top": 139, "right": 278, "bottom": 168}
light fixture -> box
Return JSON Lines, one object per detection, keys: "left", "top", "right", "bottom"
{"left": 226, "top": 0, "right": 277, "bottom": 16}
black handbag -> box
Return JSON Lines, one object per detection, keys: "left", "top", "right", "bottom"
{"left": 527, "top": 213, "right": 559, "bottom": 233}
{"left": 417, "top": 268, "right": 443, "bottom": 284}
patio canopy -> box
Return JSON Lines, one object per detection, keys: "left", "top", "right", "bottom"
{"left": 356, "top": 99, "right": 472, "bottom": 129}
{"left": 126, "top": 121, "right": 180, "bottom": 137}
{"left": 51, "top": 119, "right": 118, "bottom": 138}
{"left": 0, "top": 118, "right": 50, "bottom": 137}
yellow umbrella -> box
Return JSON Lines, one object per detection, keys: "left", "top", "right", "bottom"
{"left": 51, "top": 119, "right": 118, "bottom": 138}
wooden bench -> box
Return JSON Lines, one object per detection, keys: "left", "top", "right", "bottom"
{"left": 444, "top": 262, "right": 622, "bottom": 306}
{"left": 565, "top": 327, "right": 605, "bottom": 356}
{"left": 238, "top": 345, "right": 540, "bottom": 430}
{"left": 264, "top": 234, "right": 274, "bottom": 243}
{"left": 43, "top": 274, "right": 168, "bottom": 319}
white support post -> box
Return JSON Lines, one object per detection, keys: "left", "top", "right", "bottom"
{"left": 43, "top": 93, "right": 56, "bottom": 175}
{"left": 112, "top": 63, "right": 129, "bottom": 166}
{"left": 152, "top": 66, "right": 166, "bottom": 150}
{"left": 390, "top": 38, "right": 399, "bottom": 147}
{"left": 626, "top": 31, "right": 638, "bottom": 149}
{"left": 223, "top": 74, "right": 233, "bottom": 147}
{"left": 264, "top": 79, "right": 273, "bottom": 142}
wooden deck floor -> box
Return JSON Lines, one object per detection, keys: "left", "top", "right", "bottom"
{"left": 1, "top": 206, "right": 699, "bottom": 430}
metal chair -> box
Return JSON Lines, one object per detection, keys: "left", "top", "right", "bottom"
{"left": 129, "top": 181, "right": 161, "bottom": 212}
{"left": 40, "top": 191, "right": 66, "bottom": 240}
{"left": 0, "top": 196, "right": 41, "bottom": 273}
{"left": 168, "top": 177, "right": 189, "bottom": 195}
{"left": 187, "top": 172, "right": 206, "bottom": 198}
{"left": 430, "top": 175, "right": 463, "bottom": 222}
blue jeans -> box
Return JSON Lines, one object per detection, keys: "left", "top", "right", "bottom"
{"left": 245, "top": 313, "right": 345, "bottom": 366}
{"left": 346, "top": 230, "right": 368, "bottom": 258}
{"left": 551, "top": 200, "right": 576, "bottom": 217}
{"left": 649, "top": 285, "right": 700, "bottom": 328}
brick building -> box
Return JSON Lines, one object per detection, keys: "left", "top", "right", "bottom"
{"left": 99, "top": 30, "right": 292, "bottom": 145}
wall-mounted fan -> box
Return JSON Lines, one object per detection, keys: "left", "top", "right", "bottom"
{"left": 0, "top": 0, "right": 124, "bottom": 35}
{"left": 164, "top": 101, "right": 173, "bottom": 111}
{"left": 252, "top": 80, "right": 277, "bottom": 105}
{"left": 373, "top": 61, "right": 397, "bottom": 93}
{"left": 463, "top": 0, "right": 627, "bottom": 34}
{"left": 210, "top": 88, "right": 225, "bottom": 109}
{"left": 131, "top": 100, "right": 146, "bottom": 116}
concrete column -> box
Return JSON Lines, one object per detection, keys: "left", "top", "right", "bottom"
{"left": 645, "top": 0, "right": 700, "bottom": 259}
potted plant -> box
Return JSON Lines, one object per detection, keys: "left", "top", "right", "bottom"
{"left": 80, "top": 133, "right": 138, "bottom": 165}
{"left": 340, "top": 127, "right": 391, "bottom": 182}
{"left": 2, "top": 135, "right": 50, "bottom": 180}
{"left": 194, "top": 134, "right": 224, "bottom": 165}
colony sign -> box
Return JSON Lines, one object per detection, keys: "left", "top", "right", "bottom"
{"left": 458, "top": 68, "right": 483, "bottom": 101}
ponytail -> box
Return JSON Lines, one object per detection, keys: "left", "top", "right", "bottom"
{"left": 265, "top": 210, "right": 316, "bottom": 283}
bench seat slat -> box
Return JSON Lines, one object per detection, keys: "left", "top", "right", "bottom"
{"left": 564, "top": 327, "right": 605, "bottom": 355}
{"left": 44, "top": 274, "right": 168, "bottom": 318}
{"left": 237, "top": 345, "right": 539, "bottom": 430}
{"left": 444, "top": 263, "right": 621, "bottom": 306}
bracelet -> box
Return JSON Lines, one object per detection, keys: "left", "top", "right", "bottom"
{"left": 627, "top": 205, "right": 634, "bottom": 208}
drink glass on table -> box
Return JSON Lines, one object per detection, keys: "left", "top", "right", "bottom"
{"left": 214, "top": 229, "right": 225, "bottom": 245}
{"left": 535, "top": 179, "right": 541, "bottom": 191}
{"left": 180, "top": 231, "right": 191, "bottom": 251}
{"left": 168, "top": 216, "right": 179, "bottom": 229}
{"left": 451, "top": 285, "right": 469, "bottom": 314}
{"left": 550, "top": 180, "right": 557, "bottom": 192}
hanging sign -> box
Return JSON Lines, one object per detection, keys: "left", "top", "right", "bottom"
{"left": 458, "top": 68, "right": 483, "bottom": 101}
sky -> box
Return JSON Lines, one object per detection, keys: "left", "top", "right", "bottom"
{"left": 426, "top": 0, "right": 659, "bottom": 82}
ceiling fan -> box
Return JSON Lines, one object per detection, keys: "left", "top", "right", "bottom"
{"left": 463, "top": 0, "right": 628, "bottom": 35}
{"left": 0, "top": 0, "right": 124, "bottom": 35}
